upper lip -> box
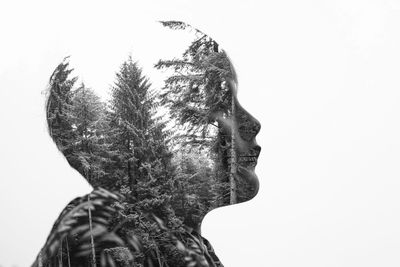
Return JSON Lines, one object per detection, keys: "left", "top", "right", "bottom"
{"left": 242, "top": 145, "right": 261, "bottom": 158}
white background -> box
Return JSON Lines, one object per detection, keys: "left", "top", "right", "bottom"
{"left": 1, "top": 0, "right": 400, "bottom": 266}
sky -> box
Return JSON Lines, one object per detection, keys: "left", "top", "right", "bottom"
{"left": 1, "top": 0, "right": 400, "bottom": 266}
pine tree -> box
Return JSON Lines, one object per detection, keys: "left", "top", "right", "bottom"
{"left": 155, "top": 21, "right": 238, "bottom": 205}
{"left": 46, "top": 59, "right": 113, "bottom": 189}
{"left": 107, "top": 56, "right": 185, "bottom": 266}
{"left": 69, "top": 83, "right": 111, "bottom": 186}
{"left": 108, "top": 56, "right": 155, "bottom": 195}
{"left": 46, "top": 57, "right": 77, "bottom": 162}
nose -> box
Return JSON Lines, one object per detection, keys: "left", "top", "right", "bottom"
{"left": 236, "top": 102, "right": 261, "bottom": 142}
{"left": 252, "top": 145, "right": 261, "bottom": 157}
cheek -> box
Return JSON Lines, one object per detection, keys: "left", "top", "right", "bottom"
{"left": 234, "top": 134, "right": 248, "bottom": 152}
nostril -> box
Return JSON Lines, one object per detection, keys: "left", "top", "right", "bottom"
{"left": 253, "top": 121, "right": 261, "bottom": 135}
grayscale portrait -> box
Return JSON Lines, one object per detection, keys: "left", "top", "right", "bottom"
{"left": 33, "top": 21, "right": 261, "bottom": 267}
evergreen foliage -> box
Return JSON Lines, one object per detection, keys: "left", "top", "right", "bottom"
{"left": 155, "top": 21, "right": 238, "bottom": 205}
{"left": 46, "top": 56, "right": 77, "bottom": 165}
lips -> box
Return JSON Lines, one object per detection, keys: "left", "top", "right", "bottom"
{"left": 236, "top": 145, "right": 261, "bottom": 195}
{"left": 237, "top": 145, "right": 261, "bottom": 169}
{"left": 238, "top": 155, "right": 258, "bottom": 168}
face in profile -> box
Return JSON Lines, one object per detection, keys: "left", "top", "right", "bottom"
{"left": 40, "top": 20, "right": 261, "bottom": 266}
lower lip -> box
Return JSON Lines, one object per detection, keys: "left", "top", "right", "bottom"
{"left": 238, "top": 159, "right": 257, "bottom": 169}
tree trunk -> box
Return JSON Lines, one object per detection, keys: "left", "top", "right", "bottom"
{"left": 229, "top": 92, "right": 237, "bottom": 205}
{"left": 127, "top": 140, "right": 137, "bottom": 194}
{"left": 128, "top": 159, "right": 132, "bottom": 189}
{"left": 66, "top": 238, "right": 71, "bottom": 267}
{"left": 58, "top": 238, "right": 63, "bottom": 267}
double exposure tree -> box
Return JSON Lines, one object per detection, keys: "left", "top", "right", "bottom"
{"left": 108, "top": 56, "right": 165, "bottom": 195}
{"left": 45, "top": 59, "right": 118, "bottom": 267}
{"left": 155, "top": 21, "right": 238, "bottom": 205}
{"left": 70, "top": 83, "right": 112, "bottom": 186}
{"left": 46, "top": 58, "right": 112, "bottom": 188}
{"left": 106, "top": 56, "right": 182, "bottom": 265}
{"left": 40, "top": 53, "right": 227, "bottom": 267}
{"left": 46, "top": 57, "right": 77, "bottom": 163}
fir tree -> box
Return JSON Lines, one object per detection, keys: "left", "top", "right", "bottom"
{"left": 107, "top": 56, "right": 186, "bottom": 266}
{"left": 69, "top": 83, "right": 111, "bottom": 186}
{"left": 108, "top": 56, "right": 156, "bottom": 195}
{"left": 46, "top": 57, "right": 77, "bottom": 163}
{"left": 155, "top": 21, "right": 238, "bottom": 205}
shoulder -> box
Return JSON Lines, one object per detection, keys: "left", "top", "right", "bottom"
{"left": 32, "top": 188, "right": 124, "bottom": 266}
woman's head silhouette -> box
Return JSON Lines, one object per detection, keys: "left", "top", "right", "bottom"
{"left": 39, "top": 20, "right": 261, "bottom": 267}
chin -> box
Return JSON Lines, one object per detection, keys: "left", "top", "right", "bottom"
{"left": 238, "top": 168, "right": 260, "bottom": 203}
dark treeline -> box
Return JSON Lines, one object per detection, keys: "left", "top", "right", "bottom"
{"left": 36, "top": 21, "right": 257, "bottom": 267}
